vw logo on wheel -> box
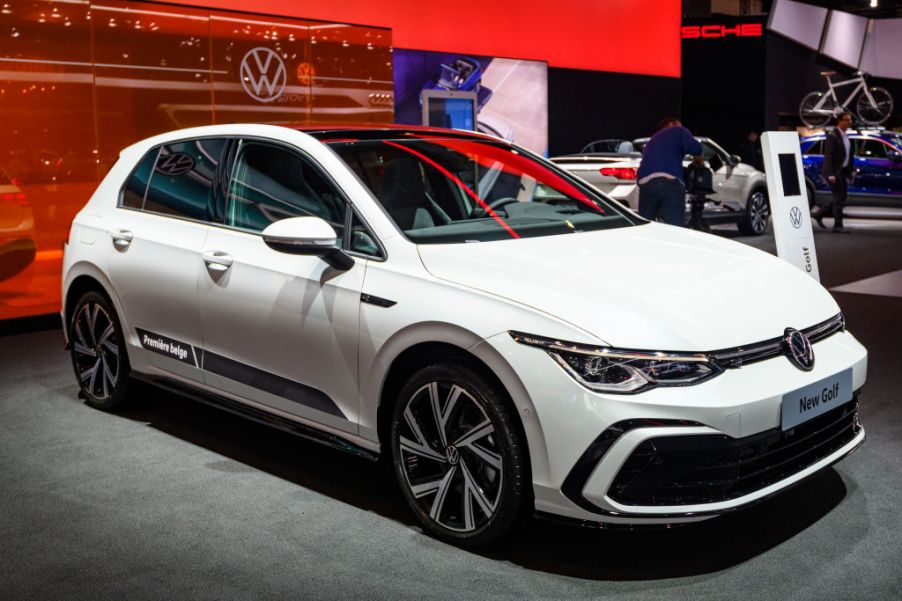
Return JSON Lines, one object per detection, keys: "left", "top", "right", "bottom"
{"left": 783, "top": 327, "right": 814, "bottom": 371}
{"left": 789, "top": 206, "right": 803, "bottom": 229}
{"left": 240, "top": 47, "right": 287, "bottom": 103}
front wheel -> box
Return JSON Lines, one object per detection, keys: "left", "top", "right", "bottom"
{"left": 69, "top": 291, "right": 130, "bottom": 410}
{"left": 738, "top": 188, "right": 769, "bottom": 235}
{"left": 800, "top": 92, "right": 836, "bottom": 128}
{"left": 391, "top": 362, "right": 526, "bottom": 547}
{"left": 856, "top": 87, "right": 893, "bottom": 125}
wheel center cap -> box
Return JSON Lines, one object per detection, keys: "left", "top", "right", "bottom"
{"left": 445, "top": 445, "right": 459, "bottom": 465}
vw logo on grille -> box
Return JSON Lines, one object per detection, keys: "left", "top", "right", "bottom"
{"left": 783, "top": 327, "right": 814, "bottom": 371}
{"left": 789, "top": 206, "right": 803, "bottom": 229}
{"left": 155, "top": 152, "right": 195, "bottom": 176}
{"left": 240, "top": 47, "right": 287, "bottom": 103}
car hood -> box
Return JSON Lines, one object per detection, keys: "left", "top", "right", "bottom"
{"left": 417, "top": 223, "right": 839, "bottom": 350}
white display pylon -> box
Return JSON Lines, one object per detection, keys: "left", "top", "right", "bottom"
{"left": 761, "top": 131, "right": 820, "bottom": 282}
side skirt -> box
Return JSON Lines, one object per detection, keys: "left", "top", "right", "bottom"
{"left": 132, "top": 373, "right": 380, "bottom": 462}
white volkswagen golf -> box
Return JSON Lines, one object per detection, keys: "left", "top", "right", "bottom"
{"left": 62, "top": 123, "right": 866, "bottom": 546}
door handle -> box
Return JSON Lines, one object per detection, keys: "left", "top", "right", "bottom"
{"left": 202, "top": 250, "right": 234, "bottom": 272}
{"left": 111, "top": 229, "right": 133, "bottom": 249}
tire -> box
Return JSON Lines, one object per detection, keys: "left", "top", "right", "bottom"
{"left": 856, "top": 87, "right": 893, "bottom": 125}
{"left": 390, "top": 362, "right": 526, "bottom": 547}
{"left": 69, "top": 291, "right": 131, "bottom": 411}
{"left": 738, "top": 188, "right": 769, "bottom": 236}
{"left": 806, "top": 181, "right": 817, "bottom": 210}
{"left": 799, "top": 92, "right": 835, "bottom": 128}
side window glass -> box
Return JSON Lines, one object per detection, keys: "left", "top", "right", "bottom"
{"left": 226, "top": 142, "right": 346, "bottom": 238}
{"left": 803, "top": 140, "right": 823, "bottom": 156}
{"left": 349, "top": 211, "right": 382, "bottom": 257}
{"left": 858, "top": 140, "right": 887, "bottom": 158}
{"left": 120, "top": 148, "right": 159, "bottom": 209}
{"left": 144, "top": 138, "right": 226, "bottom": 220}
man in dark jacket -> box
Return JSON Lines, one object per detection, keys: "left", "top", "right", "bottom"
{"left": 637, "top": 118, "right": 704, "bottom": 226}
{"left": 814, "top": 112, "right": 853, "bottom": 233}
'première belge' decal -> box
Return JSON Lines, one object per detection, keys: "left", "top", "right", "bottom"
{"left": 136, "top": 328, "right": 198, "bottom": 367}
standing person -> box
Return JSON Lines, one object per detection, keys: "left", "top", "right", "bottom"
{"left": 814, "top": 112, "right": 853, "bottom": 233}
{"left": 637, "top": 118, "right": 704, "bottom": 226}
{"left": 739, "top": 130, "right": 764, "bottom": 172}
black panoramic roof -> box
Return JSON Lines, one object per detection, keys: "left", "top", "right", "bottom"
{"left": 285, "top": 124, "right": 496, "bottom": 143}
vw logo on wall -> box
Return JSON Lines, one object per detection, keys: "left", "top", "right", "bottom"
{"left": 240, "top": 47, "right": 287, "bottom": 103}
{"left": 783, "top": 327, "right": 814, "bottom": 371}
{"left": 789, "top": 206, "right": 803, "bottom": 229}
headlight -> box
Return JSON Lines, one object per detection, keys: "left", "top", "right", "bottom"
{"left": 510, "top": 331, "right": 723, "bottom": 394}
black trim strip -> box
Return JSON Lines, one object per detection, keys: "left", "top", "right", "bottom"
{"left": 202, "top": 349, "right": 347, "bottom": 420}
{"left": 360, "top": 293, "right": 396, "bottom": 308}
{"left": 132, "top": 374, "right": 377, "bottom": 462}
{"left": 562, "top": 392, "right": 863, "bottom": 519}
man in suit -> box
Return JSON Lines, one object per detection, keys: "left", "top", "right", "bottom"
{"left": 814, "top": 112, "right": 853, "bottom": 233}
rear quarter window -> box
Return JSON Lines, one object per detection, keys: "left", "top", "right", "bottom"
{"left": 119, "top": 149, "right": 159, "bottom": 209}
{"left": 142, "top": 138, "right": 227, "bottom": 220}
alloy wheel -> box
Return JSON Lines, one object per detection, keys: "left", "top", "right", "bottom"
{"left": 397, "top": 381, "right": 504, "bottom": 533}
{"left": 748, "top": 191, "right": 769, "bottom": 235}
{"left": 72, "top": 301, "right": 121, "bottom": 400}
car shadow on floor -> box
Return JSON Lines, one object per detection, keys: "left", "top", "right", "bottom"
{"left": 113, "top": 380, "right": 851, "bottom": 581}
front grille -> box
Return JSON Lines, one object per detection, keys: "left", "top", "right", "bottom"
{"left": 709, "top": 313, "right": 845, "bottom": 368}
{"left": 609, "top": 399, "right": 860, "bottom": 506}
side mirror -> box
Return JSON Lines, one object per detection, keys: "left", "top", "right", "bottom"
{"left": 888, "top": 150, "right": 902, "bottom": 162}
{"left": 262, "top": 216, "right": 354, "bottom": 271}
{"left": 730, "top": 154, "right": 742, "bottom": 167}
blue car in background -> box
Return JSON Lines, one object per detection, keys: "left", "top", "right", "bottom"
{"left": 801, "top": 130, "right": 902, "bottom": 212}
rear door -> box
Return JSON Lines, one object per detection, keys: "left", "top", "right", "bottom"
{"left": 197, "top": 139, "right": 367, "bottom": 433}
{"left": 107, "top": 138, "right": 227, "bottom": 382}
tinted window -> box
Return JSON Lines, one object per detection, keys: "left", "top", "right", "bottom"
{"left": 120, "top": 148, "right": 159, "bottom": 209}
{"left": 226, "top": 142, "right": 346, "bottom": 236}
{"left": 857, "top": 139, "right": 889, "bottom": 159}
{"left": 349, "top": 210, "right": 382, "bottom": 257}
{"left": 144, "top": 138, "right": 226, "bottom": 220}
{"left": 803, "top": 139, "right": 824, "bottom": 156}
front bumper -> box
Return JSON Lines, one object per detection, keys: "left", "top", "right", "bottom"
{"left": 482, "top": 329, "right": 868, "bottom": 524}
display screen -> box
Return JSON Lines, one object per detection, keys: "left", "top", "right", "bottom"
{"left": 426, "top": 97, "right": 476, "bottom": 131}
{"left": 779, "top": 153, "right": 802, "bottom": 197}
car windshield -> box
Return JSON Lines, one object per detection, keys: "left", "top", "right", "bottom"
{"left": 328, "top": 137, "right": 638, "bottom": 244}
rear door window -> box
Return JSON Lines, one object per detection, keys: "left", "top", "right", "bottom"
{"left": 143, "top": 138, "right": 227, "bottom": 220}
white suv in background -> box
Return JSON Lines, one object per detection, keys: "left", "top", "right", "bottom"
{"left": 63, "top": 124, "right": 866, "bottom": 546}
{"left": 552, "top": 137, "right": 770, "bottom": 235}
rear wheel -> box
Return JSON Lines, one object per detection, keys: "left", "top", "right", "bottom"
{"left": 738, "top": 188, "right": 769, "bottom": 235}
{"left": 800, "top": 92, "right": 835, "bottom": 128}
{"left": 69, "top": 291, "right": 130, "bottom": 411}
{"left": 391, "top": 362, "right": 526, "bottom": 547}
{"left": 856, "top": 87, "right": 893, "bottom": 125}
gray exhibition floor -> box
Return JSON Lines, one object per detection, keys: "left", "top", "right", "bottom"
{"left": 2, "top": 220, "right": 902, "bottom": 600}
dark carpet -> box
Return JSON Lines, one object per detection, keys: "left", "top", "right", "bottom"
{"left": 1, "top": 222, "right": 901, "bottom": 600}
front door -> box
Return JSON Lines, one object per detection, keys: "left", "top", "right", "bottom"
{"left": 197, "top": 140, "right": 364, "bottom": 433}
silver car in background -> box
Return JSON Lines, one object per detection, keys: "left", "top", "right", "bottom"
{"left": 551, "top": 137, "right": 770, "bottom": 235}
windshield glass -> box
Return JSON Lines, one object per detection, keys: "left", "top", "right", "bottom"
{"left": 328, "top": 137, "right": 638, "bottom": 244}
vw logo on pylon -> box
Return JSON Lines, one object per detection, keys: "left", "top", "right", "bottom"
{"left": 240, "top": 47, "right": 287, "bottom": 103}
{"left": 789, "top": 206, "right": 803, "bottom": 229}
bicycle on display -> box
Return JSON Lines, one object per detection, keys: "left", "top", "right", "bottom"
{"left": 799, "top": 70, "right": 893, "bottom": 128}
